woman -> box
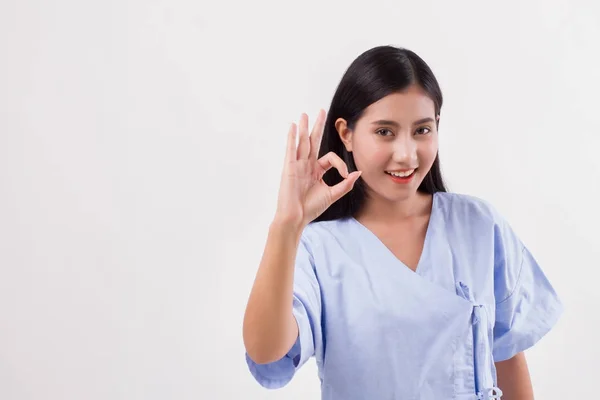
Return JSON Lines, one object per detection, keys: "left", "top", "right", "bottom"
{"left": 242, "top": 45, "right": 562, "bottom": 400}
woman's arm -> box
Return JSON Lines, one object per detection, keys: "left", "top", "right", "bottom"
{"left": 495, "top": 352, "right": 534, "bottom": 400}
{"left": 242, "top": 220, "right": 302, "bottom": 365}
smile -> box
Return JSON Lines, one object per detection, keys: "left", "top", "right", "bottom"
{"left": 385, "top": 169, "right": 417, "bottom": 183}
{"left": 385, "top": 169, "right": 415, "bottom": 178}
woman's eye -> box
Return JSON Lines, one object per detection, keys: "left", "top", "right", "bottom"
{"left": 376, "top": 129, "right": 393, "bottom": 136}
{"left": 416, "top": 127, "right": 431, "bottom": 135}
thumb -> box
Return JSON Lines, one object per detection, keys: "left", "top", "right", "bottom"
{"left": 346, "top": 170, "right": 362, "bottom": 187}
{"left": 330, "top": 171, "right": 362, "bottom": 203}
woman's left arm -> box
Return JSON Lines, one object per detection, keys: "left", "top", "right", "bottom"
{"left": 495, "top": 352, "right": 534, "bottom": 400}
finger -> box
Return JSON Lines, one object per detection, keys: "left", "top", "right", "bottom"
{"left": 317, "top": 151, "right": 349, "bottom": 178}
{"left": 308, "top": 109, "right": 326, "bottom": 162}
{"left": 329, "top": 171, "right": 362, "bottom": 203}
{"left": 285, "top": 123, "right": 298, "bottom": 164}
{"left": 296, "top": 113, "right": 310, "bottom": 160}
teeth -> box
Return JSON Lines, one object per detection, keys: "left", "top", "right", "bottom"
{"left": 388, "top": 169, "right": 414, "bottom": 177}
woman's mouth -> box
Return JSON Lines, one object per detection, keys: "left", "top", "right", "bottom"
{"left": 385, "top": 169, "right": 416, "bottom": 184}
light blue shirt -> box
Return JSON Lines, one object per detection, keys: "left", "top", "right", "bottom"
{"left": 245, "top": 192, "right": 563, "bottom": 400}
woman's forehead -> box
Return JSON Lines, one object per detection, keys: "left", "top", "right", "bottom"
{"left": 362, "top": 90, "right": 436, "bottom": 122}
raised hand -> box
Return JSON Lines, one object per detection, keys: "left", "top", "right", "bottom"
{"left": 275, "top": 109, "right": 362, "bottom": 228}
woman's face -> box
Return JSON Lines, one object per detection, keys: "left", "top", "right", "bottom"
{"left": 336, "top": 85, "right": 439, "bottom": 204}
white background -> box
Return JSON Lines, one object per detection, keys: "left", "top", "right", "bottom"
{"left": 1, "top": 0, "right": 598, "bottom": 399}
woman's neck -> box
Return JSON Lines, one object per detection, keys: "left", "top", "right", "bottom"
{"left": 355, "top": 191, "right": 433, "bottom": 225}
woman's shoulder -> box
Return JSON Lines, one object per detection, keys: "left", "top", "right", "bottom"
{"left": 303, "top": 218, "right": 351, "bottom": 242}
{"left": 434, "top": 191, "right": 504, "bottom": 225}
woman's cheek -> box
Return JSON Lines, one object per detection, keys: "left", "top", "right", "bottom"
{"left": 418, "top": 139, "right": 438, "bottom": 165}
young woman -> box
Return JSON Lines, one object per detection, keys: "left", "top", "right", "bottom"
{"left": 242, "top": 45, "right": 562, "bottom": 400}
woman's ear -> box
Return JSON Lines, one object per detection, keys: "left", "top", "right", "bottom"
{"left": 335, "top": 118, "right": 353, "bottom": 152}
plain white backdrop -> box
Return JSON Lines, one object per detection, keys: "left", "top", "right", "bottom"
{"left": 1, "top": 0, "right": 599, "bottom": 399}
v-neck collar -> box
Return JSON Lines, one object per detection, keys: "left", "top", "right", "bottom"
{"left": 349, "top": 192, "right": 439, "bottom": 275}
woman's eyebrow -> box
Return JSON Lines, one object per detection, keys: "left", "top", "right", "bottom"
{"left": 371, "top": 117, "right": 435, "bottom": 127}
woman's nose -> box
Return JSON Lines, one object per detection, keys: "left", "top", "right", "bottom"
{"left": 392, "top": 135, "right": 417, "bottom": 163}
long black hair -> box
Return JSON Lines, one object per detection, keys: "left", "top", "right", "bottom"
{"left": 313, "top": 45, "right": 448, "bottom": 223}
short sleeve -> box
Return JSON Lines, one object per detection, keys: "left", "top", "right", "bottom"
{"left": 492, "top": 216, "right": 564, "bottom": 362}
{"left": 245, "top": 232, "right": 323, "bottom": 389}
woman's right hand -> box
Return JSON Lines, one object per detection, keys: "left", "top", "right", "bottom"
{"left": 274, "top": 109, "right": 362, "bottom": 229}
